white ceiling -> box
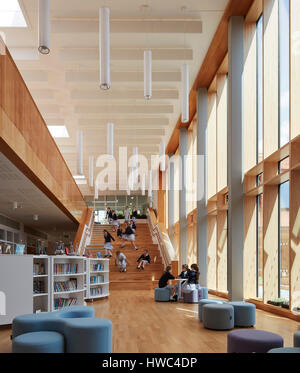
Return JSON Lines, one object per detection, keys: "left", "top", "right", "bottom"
{"left": 0, "top": 152, "right": 78, "bottom": 233}
{"left": 1, "top": 0, "right": 228, "bottom": 196}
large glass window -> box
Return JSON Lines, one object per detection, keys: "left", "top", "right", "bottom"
{"left": 256, "top": 193, "right": 263, "bottom": 298}
{"left": 256, "top": 15, "right": 263, "bottom": 163}
{"left": 279, "top": 0, "right": 290, "bottom": 147}
{"left": 279, "top": 181, "right": 289, "bottom": 301}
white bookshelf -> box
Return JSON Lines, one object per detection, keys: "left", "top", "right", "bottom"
{"left": 50, "top": 256, "right": 86, "bottom": 311}
{"left": 86, "top": 258, "right": 109, "bottom": 300}
{"left": 33, "top": 255, "right": 50, "bottom": 313}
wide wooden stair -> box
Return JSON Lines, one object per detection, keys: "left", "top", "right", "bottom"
{"left": 86, "top": 223, "right": 164, "bottom": 290}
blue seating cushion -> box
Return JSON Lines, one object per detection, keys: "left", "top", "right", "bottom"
{"left": 12, "top": 331, "right": 64, "bottom": 353}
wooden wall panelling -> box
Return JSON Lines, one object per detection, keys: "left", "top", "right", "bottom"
{"left": 217, "top": 210, "right": 227, "bottom": 292}
{"left": 207, "top": 215, "right": 217, "bottom": 290}
{"left": 263, "top": 0, "right": 279, "bottom": 157}
{"left": 244, "top": 196, "right": 257, "bottom": 298}
{"left": 263, "top": 184, "right": 279, "bottom": 303}
{"left": 207, "top": 92, "right": 217, "bottom": 199}
{"left": 290, "top": 170, "right": 300, "bottom": 310}
{"left": 244, "top": 21, "right": 257, "bottom": 172}
{"left": 216, "top": 74, "right": 228, "bottom": 192}
{"left": 291, "top": 0, "right": 300, "bottom": 139}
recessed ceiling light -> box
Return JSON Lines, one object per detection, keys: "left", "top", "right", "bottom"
{"left": 47, "top": 125, "right": 69, "bottom": 138}
{"left": 0, "top": 0, "right": 27, "bottom": 28}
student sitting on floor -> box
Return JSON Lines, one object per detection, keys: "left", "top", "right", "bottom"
{"left": 121, "top": 222, "right": 138, "bottom": 250}
{"left": 172, "top": 264, "right": 190, "bottom": 302}
{"left": 158, "top": 265, "right": 176, "bottom": 300}
{"left": 115, "top": 250, "right": 128, "bottom": 273}
{"left": 103, "top": 229, "right": 115, "bottom": 258}
{"left": 136, "top": 249, "right": 151, "bottom": 270}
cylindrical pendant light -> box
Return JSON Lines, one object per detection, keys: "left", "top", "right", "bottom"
{"left": 94, "top": 181, "right": 98, "bottom": 200}
{"left": 144, "top": 50, "right": 152, "bottom": 99}
{"left": 133, "top": 146, "right": 138, "bottom": 168}
{"left": 77, "top": 130, "right": 83, "bottom": 175}
{"left": 99, "top": 7, "right": 110, "bottom": 90}
{"left": 160, "top": 140, "right": 166, "bottom": 172}
{"left": 38, "top": 0, "right": 50, "bottom": 54}
{"left": 89, "top": 156, "right": 94, "bottom": 187}
{"left": 141, "top": 173, "right": 146, "bottom": 196}
{"left": 181, "top": 63, "right": 189, "bottom": 123}
{"left": 148, "top": 170, "right": 152, "bottom": 197}
{"left": 107, "top": 122, "right": 114, "bottom": 158}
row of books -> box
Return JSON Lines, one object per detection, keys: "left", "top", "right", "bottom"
{"left": 33, "top": 280, "right": 46, "bottom": 294}
{"left": 91, "top": 263, "right": 105, "bottom": 272}
{"left": 54, "top": 263, "right": 78, "bottom": 274}
{"left": 90, "top": 287, "right": 104, "bottom": 297}
{"left": 33, "top": 263, "right": 46, "bottom": 276}
{"left": 54, "top": 297, "right": 77, "bottom": 309}
{"left": 54, "top": 279, "right": 78, "bottom": 292}
{"left": 90, "top": 275, "right": 104, "bottom": 284}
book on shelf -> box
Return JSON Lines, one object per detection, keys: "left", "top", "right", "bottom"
{"left": 90, "top": 275, "right": 104, "bottom": 284}
{"left": 54, "top": 278, "right": 78, "bottom": 292}
{"left": 54, "top": 263, "right": 78, "bottom": 274}
{"left": 90, "top": 263, "right": 104, "bottom": 272}
{"left": 90, "top": 287, "right": 104, "bottom": 297}
{"left": 33, "top": 279, "right": 46, "bottom": 294}
{"left": 33, "top": 263, "right": 46, "bottom": 276}
{"left": 54, "top": 297, "right": 77, "bottom": 309}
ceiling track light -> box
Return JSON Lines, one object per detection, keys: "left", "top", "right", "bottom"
{"left": 107, "top": 122, "right": 114, "bottom": 158}
{"left": 89, "top": 156, "right": 94, "bottom": 188}
{"left": 99, "top": 7, "right": 110, "bottom": 90}
{"left": 160, "top": 141, "right": 166, "bottom": 172}
{"left": 144, "top": 50, "right": 152, "bottom": 99}
{"left": 38, "top": 0, "right": 50, "bottom": 54}
{"left": 181, "top": 63, "right": 189, "bottom": 123}
{"left": 77, "top": 130, "right": 83, "bottom": 175}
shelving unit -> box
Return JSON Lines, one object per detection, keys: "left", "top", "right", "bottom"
{"left": 33, "top": 255, "right": 50, "bottom": 313}
{"left": 86, "top": 258, "right": 109, "bottom": 300}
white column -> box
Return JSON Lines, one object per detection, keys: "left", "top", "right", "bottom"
{"left": 179, "top": 127, "right": 188, "bottom": 266}
{"left": 197, "top": 88, "right": 208, "bottom": 287}
{"left": 168, "top": 153, "right": 175, "bottom": 248}
{"left": 227, "top": 16, "right": 244, "bottom": 301}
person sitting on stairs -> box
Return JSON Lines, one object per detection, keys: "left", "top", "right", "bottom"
{"left": 121, "top": 222, "right": 137, "bottom": 250}
{"left": 115, "top": 250, "right": 128, "bottom": 272}
{"left": 136, "top": 249, "right": 151, "bottom": 270}
{"left": 103, "top": 229, "right": 115, "bottom": 258}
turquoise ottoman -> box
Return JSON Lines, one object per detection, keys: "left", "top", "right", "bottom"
{"left": 268, "top": 347, "right": 300, "bottom": 353}
{"left": 199, "top": 287, "right": 209, "bottom": 300}
{"left": 63, "top": 318, "right": 112, "bottom": 353}
{"left": 294, "top": 331, "right": 300, "bottom": 347}
{"left": 12, "top": 331, "right": 64, "bottom": 353}
{"left": 154, "top": 287, "right": 170, "bottom": 302}
{"left": 198, "top": 299, "right": 226, "bottom": 321}
{"left": 202, "top": 303, "right": 234, "bottom": 330}
{"left": 228, "top": 301, "right": 256, "bottom": 327}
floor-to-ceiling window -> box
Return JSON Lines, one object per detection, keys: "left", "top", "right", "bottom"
{"left": 279, "top": 180, "right": 289, "bottom": 301}
{"left": 256, "top": 193, "right": 263, "bottom": 298}
{"left": 256, "top": 14, "right": 263, "bottom": 163}
{"left": 279, "top": 0, "right": 290, "bottom": 147}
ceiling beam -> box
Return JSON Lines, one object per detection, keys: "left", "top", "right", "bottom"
{"left": 74, "top": 104, "right": 173, "bottom": 115}
{"left": 70, "top": 89, "right": 179, "bottom": 100}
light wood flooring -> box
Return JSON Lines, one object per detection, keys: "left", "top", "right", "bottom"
{"left": 0, "top": 290, "right": 298, "bottom": 353}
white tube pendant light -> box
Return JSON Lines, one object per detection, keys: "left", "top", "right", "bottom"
{"left": 181, "top": 63, "right": 189, "bottom": 123}
{"left": 77, "top": 130, "right": 83, "bottom": 175}
{"left": 141, "top": 173, "right": 146, "bottom": 196}
{"left": 38, "top": 0, "right": 50, "bottom": 54}
{"left": 144, "top": 50, "right": 152, "bottom": 99}
{"left": 99, "top": 7, "right": 110, "bottom": 90}
{"left": 148, "top": 170, "right": 152, "bottom": 197}
{"left": 160, "top": 140, "right": 166, "bottom": 172}
{"left": 94, "top": 180, "right": 99, "bottom": 200}
{"left": 133, "top": 146, "right": 139, "bottom": 185}
{"left": 89, "top": 156, "right": 94, "bottom": 187}
{"left": 107, "top": 122, "right": 114, "bottom": 158}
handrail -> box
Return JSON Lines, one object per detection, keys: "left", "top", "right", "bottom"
{"left": 147, "top": 208, "right": 178, "bottom": 270}
{"left": 79, "top": 209, "right": 94, "bottom": 255}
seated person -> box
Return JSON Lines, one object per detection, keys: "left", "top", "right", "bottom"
{"left": 115, "top": 251, "right": 128, "bottom": 273}
{"left": 158, "top": 265, "right": 175, "bottom": 300}
{"left": 137, "top": 249, "right": 151, "bottom": 270}
{"left": 172, "top": 264, "right": 189, "bottom": 301}
{"left": 181, "top": 263, "right": 200, "bottom": 293}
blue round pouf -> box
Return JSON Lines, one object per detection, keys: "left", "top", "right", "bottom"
{"left": 12, "top": 331, "right": 64, "bottom": 353}
{"left": 202, "top": 304, "right": 234, "bottom": 330}
{"left": 198, "top": 299, "right": 226, "bottom": 321}
{"left": 63, "top": 317, "right": 113, "bottom": 353}
{"left": 294, "top": 331, "right": 300, "bottom": 347}
{"left": 228, "top": 301, "right": 256, "bottom": 327}
{"left": 268, "top": 347, "right": 300, "bottom": 353}
{"left": 154, "top": 287, "right": 170, "bottom": 302}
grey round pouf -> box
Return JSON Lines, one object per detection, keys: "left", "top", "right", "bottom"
{"left": 228, "top": 301, "right": 256, "bottom": 327}
{"left": 227, "top": 330, "right": 283, "bottom": 353}
{"left": 268, "top": 347, "right": 300, "bottom": 353}
{"left": 198, "top": 299, "right": 226, "bottom": 322}
{"left": 294, "top": 331, "right": 300, "bottom": 347}
{"left": 202, "top": 303, "right": 234, "bottom": 330}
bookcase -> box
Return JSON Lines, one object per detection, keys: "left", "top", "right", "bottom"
{"left": 33, "top": 255, "right": 50, "bottom": 313}
{"left": 86, "top": 258, "right": 109, "bottom": 300}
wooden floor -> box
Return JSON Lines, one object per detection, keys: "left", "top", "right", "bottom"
{"left": 0, "top": 290, "right": 299, "bottom": 353}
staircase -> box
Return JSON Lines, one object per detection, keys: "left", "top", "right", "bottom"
{"left": 86, "top": 222, "right": 164, "bottom": 290}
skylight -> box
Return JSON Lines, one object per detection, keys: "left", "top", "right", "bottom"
{"left": 0, "top": 0, "right": 27, "bottom": 28}
{"left": 47, "top": 125, "right": 69, "bottom": 138}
